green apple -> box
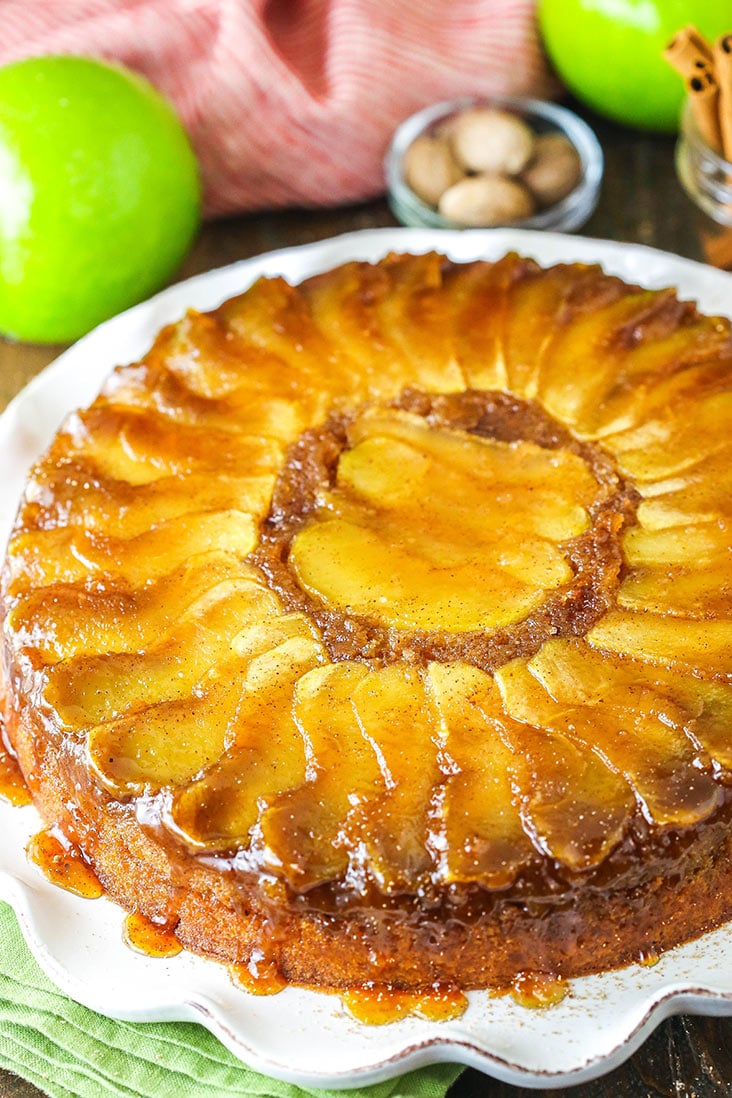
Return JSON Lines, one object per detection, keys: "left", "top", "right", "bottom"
{"left": 0, "top": 56, "right": 201, "bottom": 344}
{"left": 538, "top": 0, "right": 730, "bottom": 132}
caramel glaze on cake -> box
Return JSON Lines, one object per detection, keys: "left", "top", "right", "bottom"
{"left": 4, "top": 251, "right": 732, "bottom": 993}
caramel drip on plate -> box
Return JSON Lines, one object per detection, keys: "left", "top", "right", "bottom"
{"left": 230, "top": 951, "right": 288, "bottom": 995}
{"left": 509, "top": 971, "right": 568, "bottom": 1009}
{"left": 27, "top": 828, "right": 103, "bottom": 899}
{"left": 123, "top": 912, "right": 182, "bottom": 958}
{"left": 342, "top": 983, "right": 468, "bottom": 1025}
{"left": 638, "top": 949, "right": 660, "bottom": 968}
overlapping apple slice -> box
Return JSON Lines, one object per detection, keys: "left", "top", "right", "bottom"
{"left": 104, "top": 358, "right": 307, "bottom": 440}
{"left": 500, "top": 261, "right": 622, "bottom": 400}
{"left": 219, "top": 275, "right": 368, "bottom": 407}
{"left": 497, "top": 639, "right": 721, "bottom": 828}
{"left": 447, "top": 252, "right": 527, "bottom": 392}
{"left": 588, "top": 611, "right": 732, "bottom": 680}
{"left": 6, "top": 510, "right": 258, "bottom": 594}
{"left": 56, "top": 405, "right": 283, "bottom": 487}
{"left": 604, "top": 390, "right": 732, "bottom": 483}
{"left": 574, "top": 317, "right": 732, "bottom": 439}
{"left": 8, "top": 551, "right": 250, "bottom": 663}
{"left": 168, "top": 619, "right": 327, "bottom": 850}
{"left": 257, "top": 661, "right": 375, "bottom": 889}
{"left": 18, "top": 456, "right": 273, "bottom": 541}
{"left": 426, "top": 662, "right": 534, "bottom": 885}
{"left": 49, "top": 567, "right": 278, "bottom": 727}
{"left": 306, "top": 253, "right": 467, "bottom": 395}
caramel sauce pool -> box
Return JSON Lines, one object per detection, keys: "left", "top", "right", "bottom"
{"left": 123, "top": 912, "right": 182, "bottom": 958}
{"left": 27, "top": 828, "right": 103, "bottom": 899}
{"left": 342, "top": 983, "right": 468, "bottom": 1025}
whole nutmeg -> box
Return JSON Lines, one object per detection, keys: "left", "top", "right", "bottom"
{"left": 402, "top": 134, "right": 463, "bottom": 208}
{"left": 521, "top": 133, "right": 582, "bottom": 206}
{"left": 438, "top": 175, "right": 535, "bottom": 226}
{"left": 449, "top": 107, "right": 535, "bottom": 175}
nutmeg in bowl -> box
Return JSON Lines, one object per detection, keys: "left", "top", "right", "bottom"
{"left": 386, "top": 96, "right": 603, "bottom": 232}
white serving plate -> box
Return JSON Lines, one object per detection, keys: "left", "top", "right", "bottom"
{"left": 2, "top": 228, "right": 732, "bottom": 1091}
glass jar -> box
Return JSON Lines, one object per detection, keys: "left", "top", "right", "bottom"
{"left": 676, "top": 101, "right": 732, "bottom": 268}
{"left": 676, "top": 100, "right": 732, "bottom": 227}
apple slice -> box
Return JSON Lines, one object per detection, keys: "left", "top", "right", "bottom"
{"left": 44, "top": 573, "right": 280, "bottom": 726}
{"left": 530, "top": 638, "right": 732, "bottom": 774}
{"left": 153, "top": 306, "right": 335, "bottom": 428}
{"left": 344, "top": 408, "right": 597, "bottom": 538}
{"left": 20, "top": 456, "right": 274, "bottom": 541}
{"left": 149, "top": 309, "right": 275, "bottom": 399}
{"left": 447, "top": 253, "right": 533, "bottom": 392}
{"left": 290, "top": 516, "right": 562, "bottom": 632}
{"left": 168, "top": 633, "right": 326, "bottom": 850}
{"left": 537, "top": 286, "right": 666, "bottom": 426}
{"left": 60, "top": 405, "right": 283, "bottom": 486}
{"left": 672, "top": 679, "right": 732, "bottom": 769}
{"left": 295, "top": 261, "right": 418, "bottom": 400}
{"left": 622, "top": 522, "right": 728, "bottom": 567}
{"left": 349, "top": 252, "right": 466, "bottom": 393}
{"left": 6, "top": 510, "right": 259, "bottom": 596}
{"left": 502, "top": 261, "right": 605, "bottom": 399}
{"left": 493, "top": 658, "right": 635, "bottom": 867}
{"left": 87, "top": 669, "right": 245, "bottom": 795}
{"left": 8, "top": 550, "right": 254, "bottom": 663}
{"left": 348, "top": 664, "right": 441, "bottom": 892}
{"left": 576, "top": 319, "right": 732, "bottom": 439}
{"left": 106, "top": 359, "right": 308, "bottom": 441}
{"left": 505, "top": 725, "right": 635, "bottom": 871}
{"left": 618, "top": 565, "right": 732, "bottom": 619}
{"left": 588, "top": 610, "right": 732, "bottom": 680}
{"left": 291, "top": 407, "right": 596, "bottom": 632}
{"left": 636, "top": 496, "right": 732, "bottom": 531}
{"left": 426, "top": 662, "right": 534, "bottom": 886}
{"left": 219, "top": 275, "right": 362, "bottom": 403}
{"left": 525, "top": 640, "right": 722, "bottom": 826}
{"left": 605, "top": 393, "right": 732, "bottom": 482}
{"left": 258, "top": 661, "right": 381, "bottom": 888}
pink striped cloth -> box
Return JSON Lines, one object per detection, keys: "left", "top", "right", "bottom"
{"left": 0, "top": 0, "right": 556, "bottom": 216}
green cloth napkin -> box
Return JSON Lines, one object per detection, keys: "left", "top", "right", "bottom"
{"left": 0, "top": 902, "right": 464, "bottom": 1098}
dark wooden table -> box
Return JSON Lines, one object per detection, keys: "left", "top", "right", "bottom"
{"left": 1, "top": 105, "right": 731, "bottom": 1097}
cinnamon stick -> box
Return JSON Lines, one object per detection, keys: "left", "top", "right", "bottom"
{"left": 664, "top": 25, "right": 714, "bottom": 80}
{"left": 688, "top": 68, "right": 724, "bottom": 154}
{"left": 713, "top": 34, "right": 732, "bottom": 162}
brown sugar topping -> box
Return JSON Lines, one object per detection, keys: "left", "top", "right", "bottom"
{"left": 251, "top": 389, "right": 639, "bottom": 672}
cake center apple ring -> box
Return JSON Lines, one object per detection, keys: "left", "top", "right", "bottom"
{"left": 251, "top": 390, "right": 639, "bottom": 671}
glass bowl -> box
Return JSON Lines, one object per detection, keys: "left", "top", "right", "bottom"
{"left": 385, "top": 95, "right": 603, "bottom": 233}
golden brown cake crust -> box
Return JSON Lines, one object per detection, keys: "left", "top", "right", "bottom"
{"left": 4, "top": 251, "right": 732, "bottom": 991}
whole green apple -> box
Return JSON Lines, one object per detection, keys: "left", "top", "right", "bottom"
{"left": 538, "top": 0, "right": 730, "bottom": 132}
{"left": 0, "top": 56, "right": 201, "bottom": 343}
